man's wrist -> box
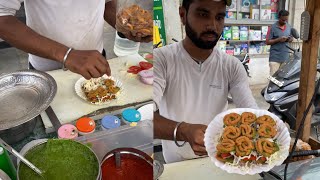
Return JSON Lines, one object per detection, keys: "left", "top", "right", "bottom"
{"left": 53, "top": 46, "right": 69, "bottom": 63}
{"left": 176, "top": 122, "right": 189, "bottom": 142}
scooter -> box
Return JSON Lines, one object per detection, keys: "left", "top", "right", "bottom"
{"left": 261, "top": 28, "right": 320, "bottom": 139}
{"left": 227, "top": 53, "right": 251, "bottom": 102}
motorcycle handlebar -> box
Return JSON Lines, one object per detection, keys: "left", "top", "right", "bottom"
{"left": 291, "top": 149, "right": 320, "bottom": 157}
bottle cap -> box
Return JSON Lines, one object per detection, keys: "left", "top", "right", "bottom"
{"left": 122, "top": 109, "right": 141, "bottom": 122}
{"left": 101, "top": 115, "right": 121, "bottom": 129}
{"left": 76, "top": 117, "right": 96, "bottom": 133}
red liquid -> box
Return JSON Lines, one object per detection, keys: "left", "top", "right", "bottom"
{"left": 101, "top": 154, "right": 153, "bottom": 180}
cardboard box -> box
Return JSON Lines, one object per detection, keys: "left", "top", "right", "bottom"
{"left": 261, "top": 26, "right": 269, "bottom": 40}
{"left": 249, "top": 30, "right": 262, "bottom": 40}
{"left": 226, "top": 0, "right": 237, "bottom": 11}
{"left": 250, "top": 5, "right": 260, "bottom": 20}
{"left": 223, "top": 26, "right": 232, "bottom": 40}
{"left": 218, "top": 41, "right": 227, "bottom": 53}
{"left": 232, "top": 26, "right": 240, "bottom": 40}
{"left": 261, "top": 9, "right": 272, "bottom": 20}
{"left": 226, "top": 11, "right": 237, "bottom": 19}
{"left": 226, "top": 46, "right": 234, "bottom": 55}
{"left": 239, "top": 26, "right": 249, "bottom": 40}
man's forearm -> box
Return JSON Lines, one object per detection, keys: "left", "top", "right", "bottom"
{"left": 104, "top": 0, "right": 116, "bottom": 28}
{"left": 0, "top": 16, "right": 68, "bottom": 62}
{"left": 154, "top": 111, "right": 188, "bottom": 141}
{"left": 266, "top": 38, "right": 280, "bottom": 45}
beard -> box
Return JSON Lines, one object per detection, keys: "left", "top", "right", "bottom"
{"left": 185, "top": 19, "right": 221, "bottom": 49}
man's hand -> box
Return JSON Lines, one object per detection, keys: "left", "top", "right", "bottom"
{"left": 179, "top": 123, "right": 208, "bottom": 156}
{"left": 65, "top": 50, "right": 111, "bottom": 79}
{"left": 278, "top": 36, "right": 288, "bottom": 43}
{"left": 125, "top": 32, "right": 153, "bottom": 43}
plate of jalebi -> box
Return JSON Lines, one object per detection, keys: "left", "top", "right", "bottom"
{"left": 204, "top": 108, "right": 290, "bottom": 175}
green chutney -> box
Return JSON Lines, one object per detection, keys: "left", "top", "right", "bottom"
{"left": 18, "top": 139, "right": 99, "bottom": 180}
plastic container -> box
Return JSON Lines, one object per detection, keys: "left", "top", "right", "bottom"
{"left": 58, "top": 124, "right": 78, "bottom": 139}
{"left": 76, "top": 117, "right": 96, "bottom": 136}
{"left": 0, "top": 146, "right": 17, "bottom": 180}
{"left": 114, "top": 31, "right": 140, "bottom": 57}
{"left": 122, "top": 109, "right": 141, "bottom": 123}
{"left": 76, "top": 120, "right": 153, "bottom": 161}
{"left": 138, "top": 69, "right": 153, "bottom": 85}
{"left": 101, "top": 115, "right": 121, "bottom": 130}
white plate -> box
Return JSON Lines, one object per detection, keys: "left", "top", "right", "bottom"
{"left": 137, "top": 104, "right": 153, "bottom": 121}
{"left": 75, "top": 75, "right": 123, "bottom": 105}
{"left": 204, "top": 108, "right": 290, "bottom": 175}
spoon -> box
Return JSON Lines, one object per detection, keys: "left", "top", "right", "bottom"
{"left": 0, "top": 138, "right": 44, "bottom": 178}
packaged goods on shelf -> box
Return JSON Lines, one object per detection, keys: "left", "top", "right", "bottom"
{"left": 261, "top": 26, "right": 269, "bottom": 40}
{"left": 232, "top": 26, "right": 240, "bottom": 40}
{"left": 226, "top": 46, "right": 235, "bottom": 55}
{"left": 218, "top": 41, "right": 227, "bottom": 53}
{"left": 223, "top": 26, "right": 232, "bottom": 40}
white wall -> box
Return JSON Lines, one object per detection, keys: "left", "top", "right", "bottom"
{"left": 162, "top": 0, "right": 184, "bottom": 44}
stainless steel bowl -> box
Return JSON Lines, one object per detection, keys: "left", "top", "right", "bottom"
{"left": 16, "top": 139, "right": 101, "bottom": 180}
{"left": 101, "top": 148, "right": 153, "bottom": 179}
{"left": 0, "top": 70, "right": 57, "bottom": 143}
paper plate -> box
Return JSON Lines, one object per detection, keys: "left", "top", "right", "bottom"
{"left": 204, "top": 108, "right": 290, "bottom": 175}
{"left": 75, "top": 75, "right": 123, "bottom": 105}
{"left": 137, "top": 104, "right": 153, "bottom": 121}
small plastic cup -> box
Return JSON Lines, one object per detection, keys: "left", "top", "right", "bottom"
{"left": 101, "top": 115, "right": 121, "bottom": 130}
{"left": 76, "top": 117, "right": 96, "bottom": 136}
{"left": 122, "top": 109, "right": 141, "bottom": 123}
{"left": 58, "top": 124, "right": 78, "bottom": 139}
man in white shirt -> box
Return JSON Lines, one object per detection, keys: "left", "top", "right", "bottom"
{"left": 0, "top": 0, "right": 151, "bottom": 79}
{"left": 154, "top": 0, "right": 258, "bottom": 163}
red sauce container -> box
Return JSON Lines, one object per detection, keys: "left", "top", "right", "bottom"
{"left": 101, "top": 148, "right": 153, "bottom": 180}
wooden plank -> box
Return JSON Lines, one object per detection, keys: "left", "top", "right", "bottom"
{"left": 296, "top": 0, "right": 320, "bottom": 142}
{"left": 309, "top": 137, "right": 320, "bottom": 150}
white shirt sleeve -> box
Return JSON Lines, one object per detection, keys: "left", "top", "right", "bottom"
{"left": 0, "top": 0, "right": 23, "bottom": 16}
{"left": 153, "top": 48, "right": 167, "bottom": 112}
{"left": 229, "top": 57, "right": 259, "bottom": 109}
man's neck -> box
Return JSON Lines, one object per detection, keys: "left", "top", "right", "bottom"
{"left": 182, "top": 38, "right": 213, "bottom": 62}
{"left": 277, "top": 21, "right": 286, "bottom": 28}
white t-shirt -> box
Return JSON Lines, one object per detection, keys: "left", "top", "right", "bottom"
{"left": 0, "top": 0, "right": 110, "bottom": 71}
{"left": 153, "top": 41, "right": 258, "bottom": 163}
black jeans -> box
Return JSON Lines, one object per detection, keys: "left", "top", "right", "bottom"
{"left": 29, "top": 49, "right": 107, "bottom": 70}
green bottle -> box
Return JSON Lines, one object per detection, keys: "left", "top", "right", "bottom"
{"left": 0, "top": 146, "right": 17, "bottom": 180}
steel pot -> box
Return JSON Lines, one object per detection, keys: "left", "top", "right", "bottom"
{"left": 101, "top": 147, "right": 153, "bottom": 180}
{"left": 16, "top": 139, "right": 101, "bottom": 180}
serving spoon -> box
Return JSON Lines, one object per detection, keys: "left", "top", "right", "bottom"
{"left": 0, "top": 138, "right": 44, "bottom": 178}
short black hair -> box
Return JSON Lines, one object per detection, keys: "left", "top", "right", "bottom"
{"left": 182, "top": 0, "right": 194, "bottom": 11}
{"left": 182, "top": 0, "right": 227, "bottom": 11}
{"left": 278, "top": 10, "right": 289, "bottom": 18}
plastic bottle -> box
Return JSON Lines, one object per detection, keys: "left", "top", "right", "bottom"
{"left": 113, "top": 31, "right": 140, "bottom": 57}
{"left": 0, "top": 146, "right": 17, "bottom": 180}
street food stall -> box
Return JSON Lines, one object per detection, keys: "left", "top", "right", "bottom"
{"left": 0, "top": 51, "right": 154, "bottom": 180}
{"left": 0, "top": 0, "right": 155, "bottom": 179}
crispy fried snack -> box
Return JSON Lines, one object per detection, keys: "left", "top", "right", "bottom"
{"left": 235, "top": 136, "right": 254, "bottom": 156}
{"left": 104, "top": 79, "right": 115, "bottom": 87}
{"left": 241, "top": 112, "right": 257, "bottom": 124}
{"left": 116, "top": 5, "right": 153, "bottom": 37}
{"left": 107, "top": 86, "right": 120, "bottom": 94}
{"left": 223, "top": 113, "right": 241, "bottom": 126}
{"left": 239, "top": 124, "right": 256, "bottom": 139}
{"left": 222, "top": 126, "right": 241, "bottom": 140}
{"left": 256, "top": 138, "right": 279, "bottom": 157}
{"left": 258, "top": 123, "right": 277, "bottom": 138}
{"left": 216, "top": 138, "right": 236, "bottom": 153}
{"left": 256, "top": 115, "right": 276, "bottom": 126}
{"left": 85, "top": 86, "right": 108, "bottom": 103}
